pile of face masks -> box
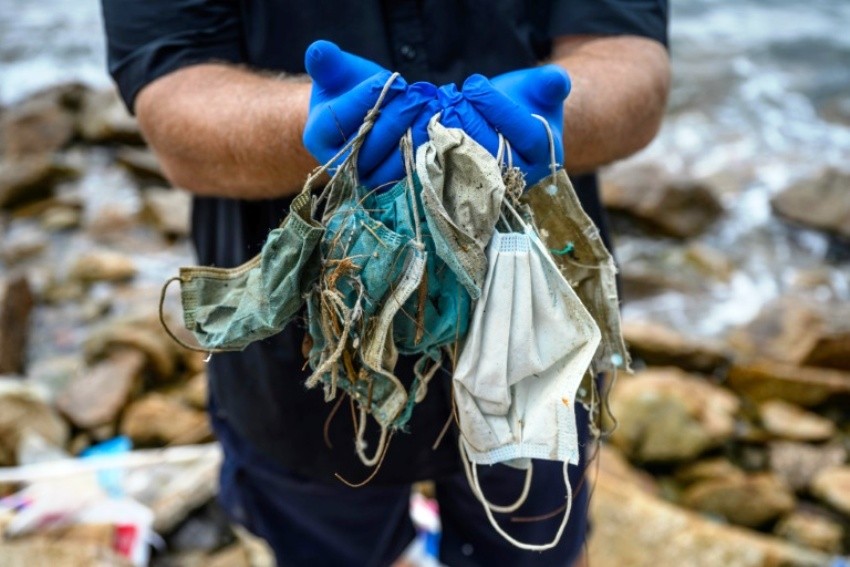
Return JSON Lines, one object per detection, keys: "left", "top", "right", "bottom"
{"left": 160, "top": 76, "right": 629, "bottom": 550}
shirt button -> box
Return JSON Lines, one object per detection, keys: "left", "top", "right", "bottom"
{"left": 399, "top": 44, "right": 417, "bottom": 61}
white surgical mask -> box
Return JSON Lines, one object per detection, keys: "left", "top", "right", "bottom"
{"left": 453, "top": 214, "right": 600, "bottom": 551}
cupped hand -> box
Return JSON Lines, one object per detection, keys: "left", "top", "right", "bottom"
{"left": 303, "top": 40, "right": 437, "bottom": 188}
{"left": 462, "top": 65, "right": 571, "bottom": 185}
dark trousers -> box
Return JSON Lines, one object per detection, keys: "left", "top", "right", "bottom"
{"left": 213, "top": 407, "right": 590, "bottom": 567}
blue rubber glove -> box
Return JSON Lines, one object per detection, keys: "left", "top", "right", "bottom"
{"left": 437, "top": 84, "right": 502, "bottom": 157}
{"left": 303, "top": 40, "right": 437, "bottom": 188}
{"left": 462, "top": 65, "right": 571, "bottom": 186}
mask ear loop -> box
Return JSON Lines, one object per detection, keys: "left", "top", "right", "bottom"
{"left": 460, "top": 439, "right": 573, "bottom": 551}
{"left": 458, "top": 438, "right": 532, "bottom": 514}
{"left": 307, "top": 72, "right": 403, "bottom": 213}
{"left": 355, "top": 405, "right": 390, "bottom": 467}
{"left": 158, "top": 276, "right": 229, "bottom": 358}
{"left": 530, "top": 114, "right": 559, "bottom": 180}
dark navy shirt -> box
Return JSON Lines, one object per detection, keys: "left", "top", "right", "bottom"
{"left": 102, "top": 0, "right": 667, "bottom": 484}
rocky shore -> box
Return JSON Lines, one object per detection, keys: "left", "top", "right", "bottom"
{"left": 0, "top": 83, "right": 849, "bottom": 566}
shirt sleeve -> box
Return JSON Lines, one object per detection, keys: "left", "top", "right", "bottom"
{"left": 101, "top": 0, "right": 244, "bottom": 112}
{"left": 549, "top": 0, "right": 669, "bottom": 47}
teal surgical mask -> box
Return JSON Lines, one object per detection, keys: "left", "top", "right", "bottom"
{"left": 162, "top": 190, "right": 323, "bottom": 352}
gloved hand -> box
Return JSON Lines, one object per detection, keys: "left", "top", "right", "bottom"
{"left": 462, "top": 65, "right": 571, "bottom": 186}
{"left": 437, "top": 84, "right": 502, "bottom": 156}
{"left": 304, "top": 40, "right": 438, "bottom": 188}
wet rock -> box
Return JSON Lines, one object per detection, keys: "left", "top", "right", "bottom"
{"left": 84, "top": 204, "right": 142, "bottom": 238}
{"left": 165, "top": 501, "right": 234, "bottom": 552}
{"left": 180, "top": 372, "right": 208, "bottom": 410}
{"left": 116, "top": 147, "right": 166, "bottom": 182}
{"left": 121, "top": 394, "right": 212, "bottom": 446}
{"left": 623, "top": 320, "right": 730, "bottom": 373}
{"left": 142, "top": 187, "right": 190, "bottom": 238}
{"left": 588, "top": 448, "right": 830, "bottom": 567}
{"left": 619, "top": 266, "right": 697, "bottom": 299}
{"left": 727, "top": 359, "right": 850, "bottom": 406}
{"left": 232, "top": 526, "right": 276, "bottom": 567}
{"left": 56, "top": 349, "right": 145, "bottom": 430}
{"left": 0, "top": 380, "right": 69, "bottom": 466}
{"left": 68, "top": 249, "right": 137, "bottom": 283}
{"left": 675, "top": 458, "right": 746, "bottom": 485}
{"left": 76, "top": 88, "right": 142, "bottom": 144}
{"left": 41, "top": 204, "right": 82, "bottom": 231}
{"left": 0, "top": 225, "right": 48, "bottom": 264}
{"left": 601, "top": 164, "right": 724, "bottom": 238}
{"left": 0, "top": 275, "right": 35, "bottom": 374}
{"left": 728, "top": 297, "right": 850, "bottom": 371}
{"left": 758, "top": 400, "right": 836, "bottom": 442}
{"left": 768, "top": 441, "right": 847, "bottom": 492}
{"left": 0, "top": 155, "right": 78, "bottom": 210}
{"left": 683, "top": 243, "right": 736, "bottom": 282}
{"left": 0, "top": 93, "right": 76, "bottom": 157}
{"left": 617, "top": 242, "right": 722, "bottom": 300}
{"left": 680, "top": 473, "right": 796, "bottom": 527}
{"left": 811, "top": 466, "right": 850, "bottom": 517}
{"left": 771, "top": 168, "right": 850, "bottom": 239}
{"left": 84, "top": 320, "right": 178, "bottom": 381}
{"left": 41, "top": 277, "right": 87, "bottom": 304}
{"left": 27, "top": 355, "right": 83, "bottom": 402}
{"left": 609, "top": 367, "right": 739, "bottom": 463}
{"left": 775, "top": 510, "right": 844, "bottom": 554}
{"left": 207, "top": 544, "right": 250, "bottom": 567}
{"left": 597, "top": 443, "right": 660, "bottom": 495}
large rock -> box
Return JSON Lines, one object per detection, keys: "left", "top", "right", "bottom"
{"left": 121, "top": 394, "right": 211, "bottom": 446}
{"left": 618, "top": 243, "right": 732, "bottom": 301}
{"left": 56, "top": 349, "right": 145, "bottom": 430}
{"left": 68, "top": 249, "right": 137, "bottom": 283}
{"left": 141, "top": 187, "right": 190, "bottom": 238}
{"left": 609, "top": 367, "right": 739, "bottom": 463}
{"left": 0, "top": 275, "right": 35, "bottom": 374}
{"left": 84, "top": 319, "right": 179, "bottom": 381}
{"left": 623, "top": 320, "right": 730, "bottom": 373}
{"left": 675, "top": 457, "right": 746, "bottom": 485}
{"left": 0, "top": 539, "right": 132, "bottom": 567}
{"left": 180, "top": 372, "right": 208, "bottom": 410}
{"left": 588, "top": 447, "right": 830, "bottom": 567}
{"left": 0, "top": 93, "right": 77, "bottom": 157}
{"left": 116, "top": 147, "right": 166, "bottom": 182}
{"left": 601, "top": 164, "right": 724, "bottom": 238}
{"left": 727, "top": 359, "right": 850, "bottom": 406}
{"left": 0, "top": 380, "right": 69, "bottom": 466}
{"left": 758, "top": 400, "right": 836, "bottom": 442}
{"left": 76, "top": 88, "right": 142, "bottom": 144}
{"left": 775, "top": 510, "right": 845, "bottom": 554}
{"left": 728, "top": 297, "right": 850, "bottom": 371}
{"left": 771, "top": 168, "right": 850, "bottom": 239}
{"left": 680, "top": 473, "right": 796, "bottom": 527}
{"left": 0, "top": 224, "right": 48, "bottom": 264}
{"left": 768, "top": 441, "right": 847, "bottom": 492}
{"left": 811, "top": 466, "right": 850, "bottom": 517}
{"left": 0, "top": 155, "right": 78, "bottom": 210}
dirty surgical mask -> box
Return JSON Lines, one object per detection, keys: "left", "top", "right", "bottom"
{"left": 160, "top": 190, "right": 324, "bottom": 352}
{"left": 416, "top": 116, "right": 506, "bottom": 300}
{"left": 304, "top": 178, "right": 420, "bottom": 431}
{"left": 452, "top": 208, "right": 601, "bottom": 551}
{"left": 520, "top": 116, "right": 630, "bottom": 381}
{"left": 364, "top": 172, "right": 472, "bottom": 359}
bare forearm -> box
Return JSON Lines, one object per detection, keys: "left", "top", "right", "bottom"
{"left": 135, "top": 64, "right": 317, "bottom": 199}
{"left": 553, "top": 35, "right": 671, "bottom": 174}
